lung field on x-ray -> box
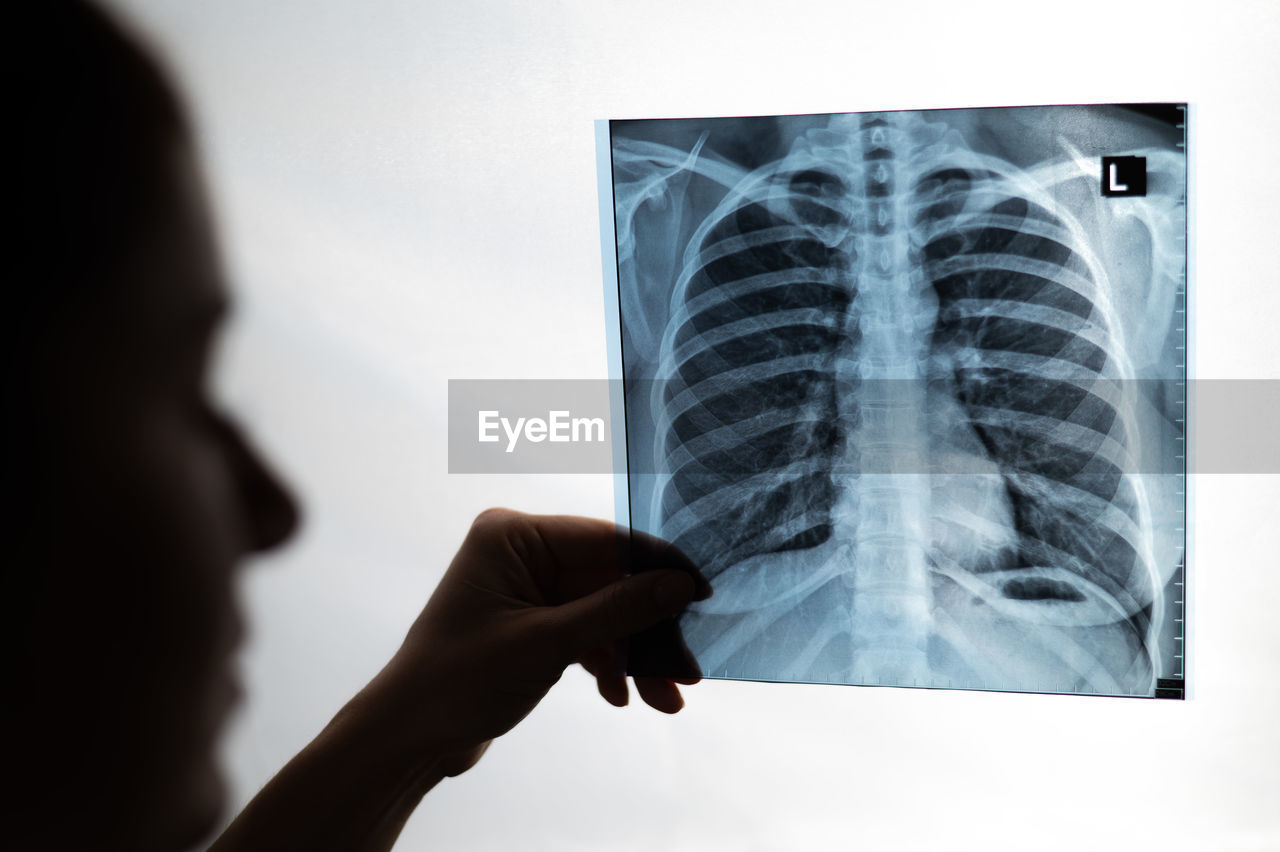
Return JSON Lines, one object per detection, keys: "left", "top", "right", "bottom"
{"left": 611, "top": 106, "right": 1186, "bottom": 696}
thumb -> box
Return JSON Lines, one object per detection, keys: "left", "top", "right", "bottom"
{"left": 547, "top": 570, "right": 696, "bottom": 654}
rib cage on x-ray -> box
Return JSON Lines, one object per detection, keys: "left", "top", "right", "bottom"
{"left": 610, "top": 106, "right": 1186, "bottom": 696}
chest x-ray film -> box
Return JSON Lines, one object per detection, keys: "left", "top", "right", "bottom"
{"left": 599, "top": 104, "right": 1188, "bottom": 698}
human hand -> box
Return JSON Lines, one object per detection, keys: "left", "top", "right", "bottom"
{"left": 379, "top": 508, "right": 711, "bottom": 775}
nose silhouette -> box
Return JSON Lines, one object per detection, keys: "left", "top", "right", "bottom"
{"left": 220, "top": 416, "right": 301, "bottom": 554}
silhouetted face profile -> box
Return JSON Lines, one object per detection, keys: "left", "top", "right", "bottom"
{"left": 9, "top": 4, "right": 298, "bottom": 849}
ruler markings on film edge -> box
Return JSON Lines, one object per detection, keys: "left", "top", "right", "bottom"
{"left": 1157, "top": 104, "right": 1189, "bottom": 700}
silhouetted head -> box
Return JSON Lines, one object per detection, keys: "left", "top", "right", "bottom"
{"left": 8, "top": 3, "right": 299, "bottom": 848}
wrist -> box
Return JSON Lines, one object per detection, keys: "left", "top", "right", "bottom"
{"left": 336, "top": 654, "right": 454, "bottom": 783}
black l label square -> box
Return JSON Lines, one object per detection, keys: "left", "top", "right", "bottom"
{"left": 1101, "top": 155, "right": 1147, "bottom": 197}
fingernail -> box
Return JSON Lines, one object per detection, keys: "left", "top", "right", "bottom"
{"left": 654, "top": 572, "right": 693, "bottom": 612}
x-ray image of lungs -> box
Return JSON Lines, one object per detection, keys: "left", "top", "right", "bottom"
{"left": 606, "top": 104, "right": 1188, "bottom": 697}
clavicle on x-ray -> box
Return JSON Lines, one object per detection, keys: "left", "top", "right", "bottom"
{"left": 604, "top": 104, "right": 1188, "bottom": 697}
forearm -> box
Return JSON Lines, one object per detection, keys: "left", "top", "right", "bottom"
{"left": 209, "top": 663, "right": 448, "bottom": 852}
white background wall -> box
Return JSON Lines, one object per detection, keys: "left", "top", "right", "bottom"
{"left": 106, "top": 2, "right": 1279, "bottom": 849}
